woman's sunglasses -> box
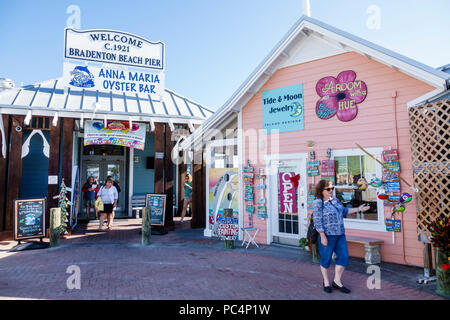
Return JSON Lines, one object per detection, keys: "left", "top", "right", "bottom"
{"left": 325, "top": 187, "right": 334, "bottom": 191}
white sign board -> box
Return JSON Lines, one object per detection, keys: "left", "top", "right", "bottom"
{"left": 64, "top": 28, "right": 164, "bottom": 70}
{"left": 62, "top": 62, "right": 165, "bottom": 97}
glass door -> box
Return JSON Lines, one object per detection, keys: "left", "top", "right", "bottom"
{"left": 270, "top": 158, "right": 308, "bottom": 242}
{"left": 81, "top": 160, "right": 125, "bottom": 219}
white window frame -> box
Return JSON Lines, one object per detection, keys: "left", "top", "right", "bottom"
{"left": 332, "top": 147, "right": 387, "bottom": 233}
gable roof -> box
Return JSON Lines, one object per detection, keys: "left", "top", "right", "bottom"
{"left": 181, "top": 15, "right": 449, "bottom": 149}
{"left": 0, "top": 78, "right": 214, "bottom": 129}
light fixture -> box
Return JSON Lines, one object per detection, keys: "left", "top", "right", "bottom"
{"left": 326, "top": 148, "right": 332, "bottom": 159}
{"left": 309, "top": 151, "right": 315, "bottom": 160}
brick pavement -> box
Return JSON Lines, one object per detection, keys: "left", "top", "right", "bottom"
{"left": 0, "top": 219, "right": 446, "bottom": 300}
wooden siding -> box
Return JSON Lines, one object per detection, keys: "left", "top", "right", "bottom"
{"left": 241, "top": 51, "right": 436, "bottom": 266}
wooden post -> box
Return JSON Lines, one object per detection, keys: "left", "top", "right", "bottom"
{"left": 423, "top": 242, "right": 435, "bottom": 277}
{"left": 5, "top": 116, "right": 23, "bottom": 231}
{"left": 164, "top": 123, "right": 174, "bottom": 231}
{"left": 0, "top": 114, "right": 10, "bottom": 232}
{"left": 49, "top": 208, "right": 61, "bottom": 247}
{"left": 223, "top": 208, "right": 234, "bottom": 249}
{"left": 141, "top": 208, "right": 151, "bottom": 245}
{"left": 154, "top": 123, "right": 164, "bottom": 194}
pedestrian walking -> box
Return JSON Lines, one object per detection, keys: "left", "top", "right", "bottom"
{"left": 81, "top": 176, "right": 99, "bottom": 220}
{"left": 312, "top": 179, "right": 370, "bottom": 294}
{"left": 97, "top": 177, "right": 118, "bottom": 231}
{"left": 106, "top": 175, "right": 121, "bottom": 223}
{"left": 180, "top": 173, "right": 193, "bottom": 223}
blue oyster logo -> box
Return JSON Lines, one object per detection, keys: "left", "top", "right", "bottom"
{"left": 69, "top": 66, "right": 95, "bottom": 88}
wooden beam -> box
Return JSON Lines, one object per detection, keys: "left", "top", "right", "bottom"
{"left": 191, "top": 151, "right": 205, "bottom": 229}
{"left": 164, "top": 123, "right": 174, "bottom": 231}
{"left": 0, "top": 115, "right": 10, "bottom": 231}
{"left": 61, "top": 118, "right": 74, "bottom": 187}
{"left": 5, "top": 115, "right": 24, "bottom": 231}
{"left": 47, "top": 118, "right": 61, "bottom": 230}
{"left": 153, "top": 123, "right": 164, "bottom": 194}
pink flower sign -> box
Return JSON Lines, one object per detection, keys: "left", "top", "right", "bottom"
{"left": 315, "top": 70, "right": 367, "bottom": 122}
{"left": 279, "top": 172, "right": 297, "bottom": 214}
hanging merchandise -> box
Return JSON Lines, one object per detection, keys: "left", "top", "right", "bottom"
{"left": 243, "top": 160, "right": 255, "bottom": 226}
{"left": 256, "top": 168, "right": 268, "bottom": 219}
{"left": 357, "top": 177, "right": 368, "bottom": 190}
{"left": 57, "top": 179, "right": 73, "bottom": 236}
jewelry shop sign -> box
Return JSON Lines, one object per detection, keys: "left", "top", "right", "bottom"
{"left": 262, "top": 83, "right": 304, "bottom": 134}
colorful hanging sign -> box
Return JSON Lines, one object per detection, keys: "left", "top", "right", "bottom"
{"left": 383, "top": 161, "right": 401, "bottom": 182}
{"left": 307, "top": 160, "right": 320, "bottom": 177}
{"left": 262, "top": 83, "right": 304, "bottom": 134}
{"left": 315, "top": 70, "right": 367, "bottom": 122}
{"left": 279, "top": 172, "right": 298, "bottom": 214}
{"left": 382, "top": 149, "right": 399, "bottom": 162}
{"left": 385, "top": 219, "right": 401, "bottom": 232}
{"left": 84, "top": 120, "right": 146, "bottom": 150}
{"left": 321, "top": 160, "right": 335, "bottom": 177}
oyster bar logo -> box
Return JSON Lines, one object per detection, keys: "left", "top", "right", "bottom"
{"left": 69, "top": 66, "right": 95, "bottom": 88}
{"left": 315, "top": 70, "right": 367, "bottom": 122}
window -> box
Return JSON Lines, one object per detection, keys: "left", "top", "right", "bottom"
{"left": 332, "top": 148, "right": 385, "bottom": 231}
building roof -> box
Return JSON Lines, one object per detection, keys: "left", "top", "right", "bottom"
{"left": 181, "top": 15, "right": 450, "bottom": 150}
{"left": 0, "top": 78, "right": 214, "bottom": 129}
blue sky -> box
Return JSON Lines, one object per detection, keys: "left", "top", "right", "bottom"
{"left": 0, "top": 0, "right": 448, "bottom": 110}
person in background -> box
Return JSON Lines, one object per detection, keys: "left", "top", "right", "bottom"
{"left": 97, "top": 177, "right": 118, "bottom": 231}
{"left": 81, "top": 176, "right": 99, "bottom": 220}
{"left": 313, "top": 179, "right": 370, "bottom": 294}
{"left": 106, "top": 175, "right": 121, "bottom": 225}
{"left": 180, "top": 173, "right": 193, "bottom": 223}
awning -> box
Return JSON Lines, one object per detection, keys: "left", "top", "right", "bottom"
{"left": 0, "top": 78, "right": 214, "bottom": 128}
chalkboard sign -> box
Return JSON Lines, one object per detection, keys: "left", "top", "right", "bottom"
{"left": 14, "top": 198, "right": 46, "bottom": 240}
{"left": 145, "top": 194, "right": 166, "bottom": 226}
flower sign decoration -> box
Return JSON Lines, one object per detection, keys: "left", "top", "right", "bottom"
{"left": 315, "top": 70, "right": 367, "bottom": 122}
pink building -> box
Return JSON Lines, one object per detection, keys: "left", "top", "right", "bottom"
{"left": 184, "top": 16, "right": 449, "bottom": 267}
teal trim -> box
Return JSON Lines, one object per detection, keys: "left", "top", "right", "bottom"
{"left": 133, "top": 133, "right": 155, "bottom": 195}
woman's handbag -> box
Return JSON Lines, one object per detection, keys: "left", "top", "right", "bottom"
{"left": 95, "top": 197, "right": 104, "bottom": 211}
{"left": 307, "top": 218, "right": 318, "bottom": 244}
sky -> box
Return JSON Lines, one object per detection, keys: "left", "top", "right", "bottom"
{"left": 0, "top": 0, "right": 448, "bottom": 110}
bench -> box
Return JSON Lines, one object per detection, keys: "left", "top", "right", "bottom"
{"left": 346, "top": 236, "right": 384, "bottom": 265}
{"left": 131, "top": 195, "right": 146, "bottom": 218}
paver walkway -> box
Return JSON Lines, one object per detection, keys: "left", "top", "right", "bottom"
{"left": 0, "top": 219, "right": 445, "bottom": 300}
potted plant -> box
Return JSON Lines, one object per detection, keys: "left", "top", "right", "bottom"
{"left": 299, "top": 237, "right": 309, "bottom": 251}
{"left": 428, "top": 216, "right": 449, "bottom": 297}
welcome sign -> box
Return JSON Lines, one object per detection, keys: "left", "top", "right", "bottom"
{"left": 262, "top": 84, "right": 304, "bottom": 134}
{"left": 63, "top": 28, "right": 165, "bottom": 98}
{"left": 64, "top": 29, "right": 164, "bottom": 70}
